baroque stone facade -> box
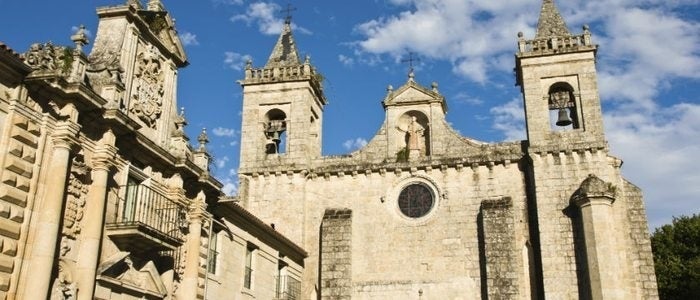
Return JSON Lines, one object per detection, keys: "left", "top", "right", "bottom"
{"left": 0, "top": 1, "right": 305, "bottom": 300}
{"left": 236, "top": 0, "right": 659, "bottom": 299}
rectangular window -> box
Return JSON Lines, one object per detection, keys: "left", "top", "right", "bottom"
{"left": 123, "top": 176, "right": 141, "bottom": 222}
{"left": 207, "top": 231, "right": 218, "bottom": 274}
{"left": 276, "top": 261, "right": 300, "bottom": 300}
{"left": 244, "top": 245, "right": 254, "bottom": 289}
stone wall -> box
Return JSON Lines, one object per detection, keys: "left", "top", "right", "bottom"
{"left": 480, "top": 197, "right": 519, "bottom": 299}
{"left": 244, "top": 160, "right": 530, "bottom": 299}
{"left": 623, "top": 180, "right": 659, "bottom": 299}
{"left": 0, "top": 103, "right": 43, "bottom": 299}
{"left": 321, "top": 208, "right": 352, "bottom": 300}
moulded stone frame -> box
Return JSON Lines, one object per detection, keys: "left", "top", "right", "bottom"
{"left": 387, "top": 174, "right": 442, "bottom": 224}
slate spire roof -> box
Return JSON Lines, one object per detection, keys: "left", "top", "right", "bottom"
{"left": 265, "top": 19, "right": 301, "bottom": 68}
{"left": 535, "top": 0, "right": 571, "bottom": 39}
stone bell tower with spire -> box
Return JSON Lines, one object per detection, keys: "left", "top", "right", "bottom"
{"left": 516, "top": 0, "right": 604, "bottom": 150}
{"left": 238, "top": 16, "right": 327, "bottom": 172}
{"left": 516, "top": 1, "right": 659, "bottom": 299}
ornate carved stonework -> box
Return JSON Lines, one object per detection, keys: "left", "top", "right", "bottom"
{"left": 23, "top": 42, "right": 72, "bottom": 74}
{"left": 87, "top": 49, "right": 124, "bottom": 87}
{"left": 130, "top": 45, "right": 165, "bottom": 128}
{"left": 51, "top": 260, "right": 77, "bottom": 300}
{"left": 63, "top": 155, "right": 90, "bottom": 238}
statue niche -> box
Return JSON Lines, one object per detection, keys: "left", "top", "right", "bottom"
{"left": 263, "top": 109, "right": 287, "bottom": 154}
{"left": 397, "top": 111, "right": 430, "bottom": 159}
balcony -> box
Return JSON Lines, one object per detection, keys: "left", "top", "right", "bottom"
{"left": 275, "top": 275, "right": 301, "bottom": 300}
{"left": 106, "top": 184, "right": 186, "bottom": 251}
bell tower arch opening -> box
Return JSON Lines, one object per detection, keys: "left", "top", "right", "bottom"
{"left": 263, "top": 108, "right": 287, "bottom": 154}
{"left": 547, "top": 82, "right": 579, "bottom": 130}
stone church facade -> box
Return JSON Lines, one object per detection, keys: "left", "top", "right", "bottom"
{"left": 0, "top": 0, "right": 658, "bottom": 299}
{"left": 237, "top": 0, "right": 659, "bottom": 299}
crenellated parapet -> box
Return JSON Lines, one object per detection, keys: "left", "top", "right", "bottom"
{"left": 242, "top": 58, "right": 325, "bottom": 100}
{"left": 517, "top": 26, "right": 595, "bottom": 57}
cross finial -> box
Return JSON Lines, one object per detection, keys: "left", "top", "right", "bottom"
{"left": 282, "top": 4, "right": 296, "bottom": 24}
{"left": 401, "top": 51, "right": 420, "bottom": 79}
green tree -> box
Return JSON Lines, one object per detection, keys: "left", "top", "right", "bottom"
{"left": 651, "top": 214, "right": 700, "bottom": 300}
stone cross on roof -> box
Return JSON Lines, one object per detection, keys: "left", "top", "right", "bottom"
{"left": 401, "top": 52, "right": 420, "bottom": 80}
{"left": 282, "top": 4, "right": 296, "bottom": 25}
{"left": 535, "top": 0, "right": 571, "bottom": 39}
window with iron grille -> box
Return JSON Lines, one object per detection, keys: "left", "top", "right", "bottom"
{"left": 244, "top": 245, "right": 254, "bottom": 289}
{"left": 275, "top": 275, "right": 301, "bottom": 300}
{"left": 207, "top": 231, "right": 218, "bottom": 274}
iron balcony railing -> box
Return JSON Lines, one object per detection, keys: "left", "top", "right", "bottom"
{"left": 275, "top": 275, "right": 301, "bottom": 300}
{"left": 109, "top": 184, "right": 186, "bottom": 245}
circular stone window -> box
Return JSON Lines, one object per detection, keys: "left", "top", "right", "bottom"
{"left": 398, "top": 183, "right": 435, "bottom": 218}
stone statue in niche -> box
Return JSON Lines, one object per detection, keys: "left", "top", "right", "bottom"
{"left": 130, "top": 45, "right": 165, "bottom": 128}
{"left": 397, "top": 116, "right": 426, "bottom": 158}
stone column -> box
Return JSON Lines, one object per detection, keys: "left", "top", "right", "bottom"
{"left": 76, "top": 130, "right": 117, "bottom": 300}
{"left": 178, "top": 191, "right": 207, "bottom": 299}
{"left": 572, "top": 175, "right": 624, "bottom": 299}
{"left": 25, "top": 116, "right": 80, "bottom": 300}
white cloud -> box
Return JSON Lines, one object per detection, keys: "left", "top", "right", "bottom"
{"left": 222, "top": 180, "right": 238, "bottom": 195}
{"left": 605, "top": 103, "right": 700, "bottom": 228}
{"left": 215, "top": 156, "right": 230, "bottom": 169}
{"left": 212, "top": 127, "right": 238, "bottom": 137}
{"left": 343, "top": 138, "right": 368, "bottom": 151}
{"left": 452, "top": 91, "right": 483, "bottom": 106}
{"left": 178, "top": 31, "right": 199, "bottom": 46}
{"left": 220, "top": 168, "right": 239, "bottom": 196}
{"left": 224, "top": 51, "right": 252, "bottom": 71}
{"left": 353, "top": 0, "right": 535, "bottom": 84}
{"left": 213, "top": 0, "right": 243, "bottom": 5}
{"left": 489, "top": 98, "right": 525, "bottom": 141}
{"left": 231, "top": 2, "right": 311, "bottom": 35}
{"left": 338, "top": 54, "right": 354, "bottom": 67}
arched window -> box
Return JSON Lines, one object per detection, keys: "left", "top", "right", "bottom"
{"left": 264, "top": 109, "right": 287, "bottom": 154}
{"left": 548, "top": 82, "right": 579, "bottom": 130}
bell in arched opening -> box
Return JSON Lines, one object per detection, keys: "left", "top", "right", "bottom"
{"left": 556, "top": 108, "right": 573, "bottom": 127}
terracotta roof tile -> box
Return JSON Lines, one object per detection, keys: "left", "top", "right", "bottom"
{"left": 0, "top": 42, "right": 24, "bottom": 60}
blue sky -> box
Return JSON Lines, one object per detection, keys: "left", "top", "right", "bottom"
{"left": 0, "top": 0, "right": 698, "bottom": 229}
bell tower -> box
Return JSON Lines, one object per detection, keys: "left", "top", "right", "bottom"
{"left": 238, "top": 18, "right": 326, "bottom": 172}
{"left": 515, "top": 0, "right": 605, "bottom": 150}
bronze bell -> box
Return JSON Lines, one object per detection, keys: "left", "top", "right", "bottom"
{"left": 556, "top": 108, "right": 573, "bottom": 126}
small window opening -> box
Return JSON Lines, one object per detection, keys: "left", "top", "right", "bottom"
{"left": 244, "top": 245, "right": 255, "bottom": 289}
{"left": 548, "top": 82, "right": 579, "bottom": 130}
{"left": 207, "top": 231, "right": 219, "bottom": 274}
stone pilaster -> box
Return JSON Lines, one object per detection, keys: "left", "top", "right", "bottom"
{"left": 480, "top": 197, "right": 519, "bottom": 299}
{"left": 75, "top": 130, "right": 116, "bottom": 300}
{"left": 178, "top": 191, "right": 207, "bottom": 300}
{"left": 320, "top": 208, "right": 352, "bottom": 300}
{"left": 572, "top": 175, "right": 624, "bottom": 299}
{"left": 24, "top": 116, "right": 80, "bottom": 300}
